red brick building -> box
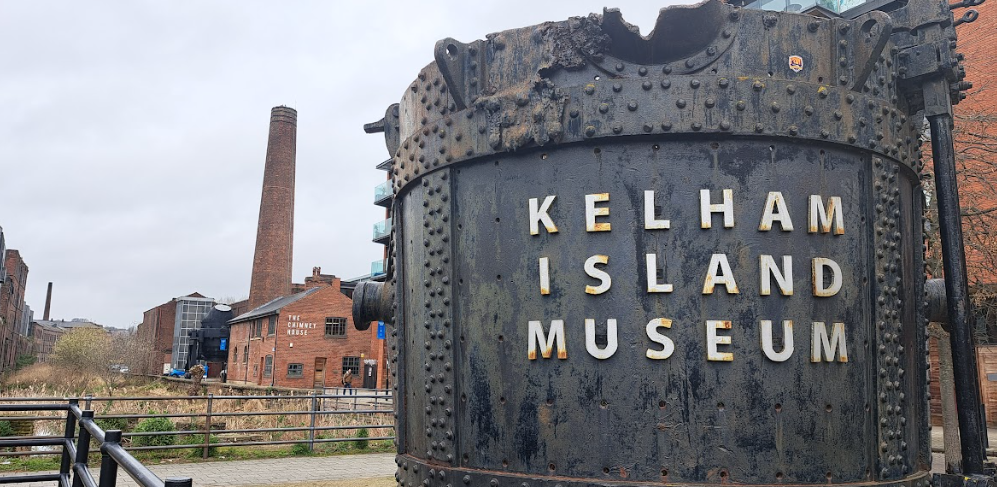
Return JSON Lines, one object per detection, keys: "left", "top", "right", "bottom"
{"left": 136, "top": 292, "right": 214, "bottom": 373}
{"left": 227, "top": 273, "right": 382, "bottom": 389}
{"left": 0, "top": 249, "right": 29, "bottom": 373}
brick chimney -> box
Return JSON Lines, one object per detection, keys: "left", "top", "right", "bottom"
{"left": 248, "top": 106, "right": 297, "bottom": 309}
{"left": 43, "top": 282, "right": 52, "bottom": 320}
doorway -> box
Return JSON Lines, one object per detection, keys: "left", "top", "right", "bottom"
{"left": 362, "top": 362, "right": 377, "bottom": 389}
{"left": 314, "top": 357, "right": 327, "bottom": 388}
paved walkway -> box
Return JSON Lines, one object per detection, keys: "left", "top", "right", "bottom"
{"left": 4, "top": 453, "right": 396, "bottom": 487}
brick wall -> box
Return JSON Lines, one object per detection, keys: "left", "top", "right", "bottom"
{"left": 0, "top": 250, "right": 28, "bottom": 372}
{"left": 229, "top": 282, "right": 379, "bottom": 389}
{"left": 138, "top": 299, "right": 178, "bottom": 373}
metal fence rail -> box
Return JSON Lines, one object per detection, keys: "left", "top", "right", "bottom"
{"left": 0, "top": 391, "right": 394, "bottom": 468}
{"left": 0, "top": 400, "right": 190, "bottom": 487}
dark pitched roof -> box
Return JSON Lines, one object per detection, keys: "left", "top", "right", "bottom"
{"left": 228, "top": 287, "right": 321, "bottom": 324}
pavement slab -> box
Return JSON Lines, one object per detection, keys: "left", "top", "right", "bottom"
{"left": 2, "top": 453, "right": 396, "bottom": 487}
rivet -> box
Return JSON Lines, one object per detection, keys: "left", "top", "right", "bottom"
{"left": 638, "top": 67, "right": 648, "bottom": 76}
{"left": 615, "top": 63, "right": 625, "bottom": 72}
{"left": 755, "top": 123, "right": 764, "bottom": 133}
{"left": 808, "top": 20, "right": 820, "bottom": 32}
{"left": 660, "top": 79, "right": 671, "bottom": 89}
{"left": 771, "top": 102, "right": 781, "bottom": 113}
{"left": 753, "top": 80, "right": 764, "bottom": 91}
{"left": 839, "top": 76, "right": 848, "bottom": 85}
{"left": 834, "top": 110, "right": 843, "bottom": 120}
{"left": 787, "top": 84, "right": 796, "bottom": 94}
{"left": 729, "top": 10, "right": 740, "bottom": 21}
{"left": 585, "top": 126, "right": 596, "bottom": 137}
{"left": 584, "top": 85, "right": 595, "bottom": 95}
{"left": 662, "top": 65, "right": 672, "bottom": 74}
{"left": 690, "top": 79, "right": 701, "bottom": 89}
{"left": 736, "top": 100, "right": 746, "bottom": 111}
{"left": 612, "top": 82, "right": 622, "bottom": 92}
{"left": 706, "top": 46, "right": 717, "bottom": 56}
{"left": 788, "top": 126, "right": 798, "bottom": 135}
{"left": 642, "top": 123, "right": 653, "bottom": 133}
{"left": 612, "top": 123, "right": 623, "bottom": 134}
{"left": 718, "top": 78, "right": 730, "bottom": 88}
{"left": 805, "top": 105, "right": 814, "bottom": 115}
{"left": 661, "top": 122, "right": 672, "bottom": 131}
{"left": 598, "top": 103, "right": 610, "bottom": 114}
{"left": 569, "top": 109, "right": 579, "bottom": 118}
{"left": 839, "top": 39, "right": 848, "bottom": 48}
{"left": 628, "top": 101, "right": 638, "bottom": 111}
{"left": 846, "top": 94, "right": 855, "bottom": 104}
{"left": 685, "top": 59, "right": 696, "bottom": 68}
{"left": 642, "top": 81, "right": 652, "bottom": 90}
{"left": 722, "top": 29, "right": 731, "bottom": 38}
{"left": 676, "top": 99, "right": 687, "bottom": 108}
{"left": 691, "top": 122, "right": 702, "bottom": 131}
{"left": 720, "top": 121, "right": 731, "bottom": 131}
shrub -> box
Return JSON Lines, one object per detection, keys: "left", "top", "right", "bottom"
{"left": 0, "top": 420, "right": 13, "bottom": 437}
{"left": 95, "top": 417, "right": 128, "bottom": 432}
{"left": 290, "top": 443, "right": 311, "bottom": 456}
{"left": 133, "top": 416, "right": 176, "bottom": 447}
{"left": 353, "top": 428, "right": 369, "bottom": 450}
{"left": 184, "top": 434, "right": 220, "bottom": 458}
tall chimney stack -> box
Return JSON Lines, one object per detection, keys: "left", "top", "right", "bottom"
{"left": 43, "top": 282, "right": 52, "bottom": 321}
{"left": 248, "top": 106, "right": 297, "bottom": 309}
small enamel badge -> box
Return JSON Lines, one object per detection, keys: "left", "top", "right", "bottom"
{"left": 789, "top": 55, "right": 804, "bottom": 73}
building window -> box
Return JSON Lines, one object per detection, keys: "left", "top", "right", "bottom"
{"left": 233, "top": 348, "right": 238, "bottom": 364}
{"left": 253, "top": 364, "right": 258, "bottom": 377}
{"left": 341, "top": 356, "right": 360, "bottom": 376}
{"left": 287, "top": 363, "right": 303, "bottom": 377}
{"left": 264, "top": 355, "right": 273, "bottom": 377}
{"left": 243, "top": 345, "right": 249, "bottom": 364}
{"left": 325, "top": 317, "right": 347, "bottom": 337}
{"left": 267, "top": 315, "right": 277, "bottom": 335}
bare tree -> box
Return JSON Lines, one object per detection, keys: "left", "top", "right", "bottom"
{"left": 923, "top": 91, "right": 997, "bottom": 342}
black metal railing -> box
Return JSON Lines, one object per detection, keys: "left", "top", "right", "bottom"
{"left": 0, "top": 399, "right": 191, "bottom": 487}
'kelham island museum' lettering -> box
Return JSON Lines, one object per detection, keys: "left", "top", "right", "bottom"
{"left": 526, "top": 189, "right": 848, "bottom": 365}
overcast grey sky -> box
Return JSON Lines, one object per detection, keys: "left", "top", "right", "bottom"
{"left": 0, "top": 1, "right": 691, "bottom": 329}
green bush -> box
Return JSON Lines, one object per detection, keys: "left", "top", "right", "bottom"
{"left": 184, "top": 434, "right": 220, "bottom": 458}
{"left": 132, "top": 416, "right": 176, "bottom": 447}
{"left": 353, "top": 428, "right": 369, "bottom": 450}
{"left": 290, "top": 443, "right": 311, "bottom": 456}
{"left": 95, "top": 417, "right": 128, "bottom": 433}
{"left": 0, "top": 420, "right": 13, "bottom": 437}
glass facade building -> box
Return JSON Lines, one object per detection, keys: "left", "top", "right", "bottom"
{"left": 171, "top": 295, "right": 215, "bottom": 369}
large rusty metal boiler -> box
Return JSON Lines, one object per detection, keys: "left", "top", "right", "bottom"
{"left": 353, "top": 0, "right": 983, "bottom": 485}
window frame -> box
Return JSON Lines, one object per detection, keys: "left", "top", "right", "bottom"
{"left": 263, "top": 355, "right": 273, "bottom": 377}
{"left": 287, "top": 363, "right": 304, "bottom": 378}
{"left": 341, "top": 356, "right": 360, "bottom": 376}
{"left": 325, "top": 317, "right": 347, "bottom": 338}
{"left": 267, "top": 315, "right": 277, "bottom": 336}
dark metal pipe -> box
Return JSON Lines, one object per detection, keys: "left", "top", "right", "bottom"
{"left": 928, "top": 113, "right": 986, "bottom": 475}
{"left": 0, "top": 474, "right": 62, "bottom": 484}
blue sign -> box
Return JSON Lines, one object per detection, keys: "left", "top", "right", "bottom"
{"left": 377, "top": 322, "right": 385, "bottom": 340}
{"left": 220, "top": 338, "right": 227, "bottom": 351}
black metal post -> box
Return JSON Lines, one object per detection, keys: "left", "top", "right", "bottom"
{"left": 929, "top": 113, "right": 987, "bottom": 475}
{"left": 72, "top": 410, "right": 94, "bottom": 487}
{"left": 308, "top": 392, "right": 317, "bottom": 452}
{"left": 61, "top": 399, "right": 79, "bottom": 482}
{"left": 164, "top": 477, "right": 192, "bottom": 487}
{"left": 97, "top": 430, "right": 121, "bottom": 487}
{"left": 203, "top": 393, "right": 213, "bottom": 459}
